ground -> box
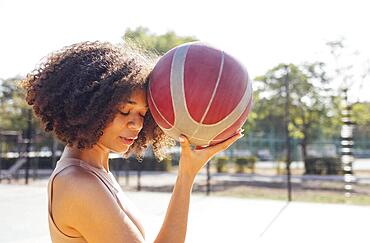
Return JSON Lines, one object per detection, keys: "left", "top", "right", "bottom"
{"left": 1, "top": 183, "right": 369, "bottom": 243}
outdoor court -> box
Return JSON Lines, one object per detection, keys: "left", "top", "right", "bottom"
{"left": 0, "top": 183, "right": 369, "bottom": 243}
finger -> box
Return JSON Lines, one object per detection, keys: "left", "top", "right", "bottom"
{"left": 195, "top": 145, "right": 208, "bottom": 150}
{"left": 179, "top": 135, "right": 191, "bottom": 155}
{"left": 205, "top": 132, "right": 244, "bottom": 156}
{"left": 195, "top": 129, "right": 244, "bottom": 151}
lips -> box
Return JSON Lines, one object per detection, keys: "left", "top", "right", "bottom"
{"left": 119, "top": 136, "right": 137, "bottom": 145}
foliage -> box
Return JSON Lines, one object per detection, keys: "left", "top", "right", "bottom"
{"left": 352, "top": 102, "right": 370, "bottom": 140}
{"left": 234, "top": 156, "right": 256, "bottom": 173}
{"left": 304, "top": 157, "right": 342, "bottom": 175}
{"left": 158, "top": 156, "right": 173, "bottom": 172}
{"left": 0, "top": 76, "right": 28, "bottom": 130}
{"left": 215, "top": 157, "right": 229, "bottom": 173}
{"left": 123, "top": 26, "right": 198, "bottom": 55}
{"left": 325, "top": 38, "right": 370, "bottom": 92}
{"left": 0, "top": 76, "right": 55, "bottom": 151}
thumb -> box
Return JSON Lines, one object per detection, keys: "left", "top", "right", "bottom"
{"left": 179, "top": 135, "right": 191, "bottom": 155}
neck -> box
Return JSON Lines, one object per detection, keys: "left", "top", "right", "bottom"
{"left": 61, "top": 143, "right": 110, "bottom": 173}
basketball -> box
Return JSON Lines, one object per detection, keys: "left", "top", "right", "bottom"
{"left": 148, "top": 42, "right": 253, "bottom": 146}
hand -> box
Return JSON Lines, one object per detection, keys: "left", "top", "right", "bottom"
{"left": 177, "top": 129, "right": 244, "bottom": 180}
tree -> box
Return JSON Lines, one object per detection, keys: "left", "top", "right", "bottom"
{"left": 254, "top": 63, "right": 331, "bottom": 169}
{"left": 326, "top": 38, "right": 370, "bottom": 102}
{"left": 123, "top": 27, "right": 197, "bottom": 55}
{"left": 0, "top": 76, "right": 53, "bottom": 152}
{"left": 352, "top": 102, "right": 370, "bottom": 141}
{"left": 0, "top": 76, "right": 28, "bottom": 131}
{"left": 325, "top": 39, "right": 370, "bottom": 149}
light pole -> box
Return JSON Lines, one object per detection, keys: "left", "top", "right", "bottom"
{"left": 206, "top": 161, "right": 211, "bottom": 195}
{"left": 0, "top": 132, "right": 3, "bottom": 183}
{"left": 285, "top": 65, "right": 292, "bottom": 201}
{"left": 137, "top": 160, "right": 142, "bottom": 191}
{"left": 341, "top": 88, "right": 355, "bottom": 197}
{"left": 25, "top": 109, "right": 32, "bottom": 185}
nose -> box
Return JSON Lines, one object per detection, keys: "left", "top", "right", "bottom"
{"left": 127, "top": 116, "right": 144, "bottom": 131}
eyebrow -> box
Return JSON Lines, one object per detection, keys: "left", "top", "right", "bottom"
{"left": 127, "top": 100, "right": 149, "bottom": 108}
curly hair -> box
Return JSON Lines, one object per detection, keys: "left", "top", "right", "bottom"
{"left": 20, "top": 41, "right": 174, "bottom": 160}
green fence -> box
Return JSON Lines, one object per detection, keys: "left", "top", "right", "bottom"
{"left": 228, "top": 135, "right": 370, "bottom": 161}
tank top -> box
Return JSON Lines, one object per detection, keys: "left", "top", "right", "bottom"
{"left": 47, "top": 158, "right": 144, "bottom": 243}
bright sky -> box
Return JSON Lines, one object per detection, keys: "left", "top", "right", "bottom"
{"left": 1, "top": 0, "right": 369, "bottom": 101}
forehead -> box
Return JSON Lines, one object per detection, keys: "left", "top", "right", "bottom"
{"left": 121, "top": 89, "right": 148, "bottom": 108}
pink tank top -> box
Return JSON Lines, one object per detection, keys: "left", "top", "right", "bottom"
{"left": 47, "top": 158, "right": 144, "bottom": 242}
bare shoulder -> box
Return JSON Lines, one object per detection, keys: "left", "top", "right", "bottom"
{"left": 52, "top": 166, "right": 104, "bottom": 209}
{"left": 52, "top": 165, "right": 115, "bottom": 224}
{"left": 53, "top": 165, "right": 104, "bottom": 196}
{"left": 51, "top": 166, "right": 145, "bottom": 242}
{"left": 51, "top": 166, "right": 110, "bottom": 236}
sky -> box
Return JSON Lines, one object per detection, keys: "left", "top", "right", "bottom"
{"left": 0, "top": 0, "right": 369, "bottom": 102}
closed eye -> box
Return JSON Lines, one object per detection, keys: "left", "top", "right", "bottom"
{"left": 120, "top": 111, "right": 146, "bottom": 118}
{"left": 120, "top": 111, "right": 130, "bottom": 116}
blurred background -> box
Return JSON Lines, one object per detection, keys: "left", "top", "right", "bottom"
{"left": 1, "top": 0, "right": 370, "bottom": 205}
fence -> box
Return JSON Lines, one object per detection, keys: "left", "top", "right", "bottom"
{"left": 228, "top": 134, "right": 370, "bottom": 162}
{"left": 1, "top": 129, "right": 370, "bottom": 205}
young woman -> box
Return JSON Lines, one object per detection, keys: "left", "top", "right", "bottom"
{"left": 20, "top": 41, "right": 243, "bottom": 243}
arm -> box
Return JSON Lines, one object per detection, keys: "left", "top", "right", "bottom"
{"left": 154, "top": 130, "right": 244, "bottom": 243}
{"left": 153, "top": 173, "right": 193, "bottom": 243}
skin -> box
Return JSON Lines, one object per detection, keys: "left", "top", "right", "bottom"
{"left": 51, "top": 88, "right": 244, "bottom": 243}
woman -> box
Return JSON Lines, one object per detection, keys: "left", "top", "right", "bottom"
{"left": 20, "top": 41, "right": 243, "bottom": 243}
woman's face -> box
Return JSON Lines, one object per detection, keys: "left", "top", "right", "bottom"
{"left": 98, "top": 89, "right": 148, "bottom": 153}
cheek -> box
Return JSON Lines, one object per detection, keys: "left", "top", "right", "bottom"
{"left": 99, "top": 120, "right": 119, "bottom": 139}
{"left": 98, "top": 128, "right": 113, "bottom": 144}
{"left": 106, "top": 116, "right": 127, "bottom": 134}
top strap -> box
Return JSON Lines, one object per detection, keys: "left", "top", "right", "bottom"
{"left": 47, "top": 158, "right": 119, "bottom": 214}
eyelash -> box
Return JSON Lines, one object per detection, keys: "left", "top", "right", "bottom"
{"left": 120, "top": 111, "right": 146, "bottom": 118}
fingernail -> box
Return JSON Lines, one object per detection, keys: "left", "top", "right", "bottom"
{"left": 179, "top": 136, "right": 185, "bottom": 142}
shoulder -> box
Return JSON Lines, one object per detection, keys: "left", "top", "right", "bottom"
{"left": 52, "top": 165, "right": 115, "bottom": 214}
{"left": 51, "top": 165, "right": 113, "bottom": 233}
{"left": 51, "top": 165, "right": 145, "bottom": 242}
{"left": 53, "top": 165, "right": 105, "bottom": 195}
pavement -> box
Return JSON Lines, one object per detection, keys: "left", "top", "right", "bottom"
{"left": 1, "top": 182, "right": 369, "bottom": 243}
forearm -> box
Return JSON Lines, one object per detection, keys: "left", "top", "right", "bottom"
{"left": 154, "top": 174, "right": 194, "bottom": 243}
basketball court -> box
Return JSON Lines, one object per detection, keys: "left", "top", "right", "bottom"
{"left": 1, "top": 183, "right": 368, "bottom": 243}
